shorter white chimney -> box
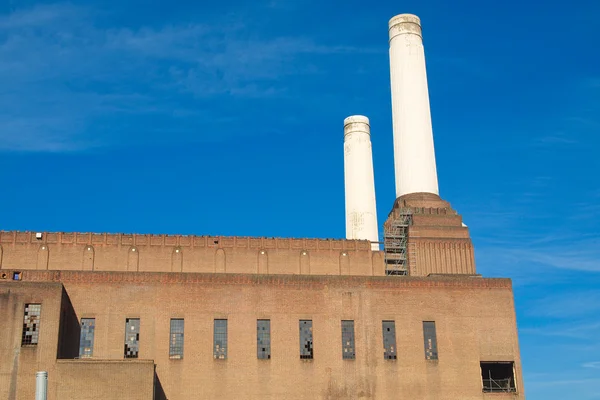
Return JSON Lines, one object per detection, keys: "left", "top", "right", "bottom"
{"left": 344, "top": 115, "right": 379, "bottom": 251}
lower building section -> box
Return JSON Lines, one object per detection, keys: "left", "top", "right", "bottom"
{"left": 0, "top": 271, "right": 524, "bottom": 399}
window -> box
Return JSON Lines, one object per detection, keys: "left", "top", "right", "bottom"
{"left": 79, "top": 318, "right": 95, "bottom": 358}
{"left": 257, "top": 319, "right": 271, "bottom": 359}
{"left": 382, "top": 320, "right": 397, "bottom": 360}
{"left": 213, "top": 319, "right": 227, "bottom": 359}
{"left": 124, "top": 318, "right": 140, "bottom": 358}
{"left": 169, "top": 319, "right": 184, "bottom": 360}
{"left": 341, "top": 320, "right": 355, "bottom": 360}
{"left": 22, "top": 304, "right": 41, "bottom": 346}
{"left": 481, "top": 362, "right": 517, "bottom": 393}
{"left": 423, "top": 321, "right": 438, "bottom": 360}
{"left": 299, "top": 320, "right": 313, "bottom": 359}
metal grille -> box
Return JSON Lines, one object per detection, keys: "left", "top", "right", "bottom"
{"left": 341, "top": 320, "right": 355, "bottom": 360}
{"left": 299, "top": 320, "right": 313, "bottom": 359}
{"left": 257, "top": 319, "right": 271, "bottom": 359}
{"left": 79, "top": 318, "right": 95, "bottom": 358}
{"left": 423, "top": 321, "right": 438, "bottom": 360}
{"left": 22, "top": 304, "right": 41, "bottom": 346}
{"left": 382, "top": 320, "right": 397, "bottom": 360}
{"left": 213, "top": 319, "right": 227, "bottom": 359}
{"left": 169, "top": 319, "right": 184, "bottom": 360}
{"left": 124, "top": 318, "right": 140, "bottom": 358}
{"left": 481, "top": 362, "right": 517, "bottom": 393}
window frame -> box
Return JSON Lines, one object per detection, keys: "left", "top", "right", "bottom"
{"left": 382, "top": 320, "right": 397, "bottom": 360}
{"left": 79, "top": 318, "right": 96, "bottom": 358}
{"left": 169, "top": 319, "right": 185, "bottom": 360}
{"left": 299, "top": 319, "right": 313, "bottom": 360}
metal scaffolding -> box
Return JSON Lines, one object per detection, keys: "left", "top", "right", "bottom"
{"left": 384, "top": 208, "right": 413, "bottom": 276}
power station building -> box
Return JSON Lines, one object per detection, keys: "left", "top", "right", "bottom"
{"left": 0, "top": 14, "right": 525, "bottom": 400}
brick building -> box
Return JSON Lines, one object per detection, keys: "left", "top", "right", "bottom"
{"left": 0, "top": 12, "right": 524, "bottom": 400}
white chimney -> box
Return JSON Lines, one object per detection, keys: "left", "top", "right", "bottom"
{"left": 344, "top": 115, "right": 380, "bottom": 251}
{"left": 388, "top": 14, "right": 439, "bottom": 198}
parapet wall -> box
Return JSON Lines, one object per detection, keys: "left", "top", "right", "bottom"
{"left": 0, "top": 231, "right": 386, "bottom": 276}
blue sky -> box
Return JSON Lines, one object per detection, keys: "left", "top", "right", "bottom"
{"left": 0, "top": 0, "right": 599, "bottom": 398}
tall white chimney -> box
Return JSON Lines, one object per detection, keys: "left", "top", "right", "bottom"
{"left": 344, "top": 115, "right": 380, "bottom": 251}
{"left": 388, "top": 14, "right": 439, "bottom": 198}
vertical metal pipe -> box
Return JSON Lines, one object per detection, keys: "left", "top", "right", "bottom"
{"left": 35, "top": 371, "right": 48, "bottom": 400}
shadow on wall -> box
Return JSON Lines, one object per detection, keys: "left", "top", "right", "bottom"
{"left": 57, "top": 288, "right": 80, "bottom": 359}
{"left": 155, "top": 369, "right": 168, "bottom": 400}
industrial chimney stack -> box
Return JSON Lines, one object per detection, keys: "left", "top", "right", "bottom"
{"left": 344, "top": 116, "right": 379, "bottom": 251}
{"left": 388, "top": 14, "right": 439, "bottom": 198}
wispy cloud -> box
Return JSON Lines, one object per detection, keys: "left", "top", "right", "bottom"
{"left": 0, "top": 3, "right": 378, "bottom": 152}
{"left": 583, "top": 361, "right": 600, "bottom": 369}
{"left": 521, "top": 321, "right": 600, "bottom": 340}
{"left": 526, "top": 291, "right": 600, "bottom": 319}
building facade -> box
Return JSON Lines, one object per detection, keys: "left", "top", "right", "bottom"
{"left": 0, "top": 12, "right": 525, "bottom": 400}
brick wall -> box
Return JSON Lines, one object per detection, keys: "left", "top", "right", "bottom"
{"left": 1, "top": 272, "right": 524, "bottom": 399}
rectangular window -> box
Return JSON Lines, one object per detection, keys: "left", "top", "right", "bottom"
{"left": 79, "top": 318, "right": 95, "bottom": 358}
{"left": 299, "top": 320, "right": 313, "bottom": 359}
{"left": 481, "top": 362, "right": 517, "bottom": 393}
{"left": 257, "top": 319, "right": 271, "bottom": 359}
{"left": 124, "top": 318, "right": 140, "bottom": 359}
{"left": 382, "top": 320, "right": 397, "bottom": 360}
{"left": 341, "top": 320, "right": 355, "bottom": 360}
{"left": 213, "top": 319, "right": 227, "bottom": 359}
{"left": 423, "top": 321, "right": 438, "bottom": 360}
{"left": 169, "top": 319, "right": 184, "bottom": 360}
{"left": 22, "top": 304, "right": 42, "bottom": 346}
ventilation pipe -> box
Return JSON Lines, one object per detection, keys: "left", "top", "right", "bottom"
{"left": 35, "top": 371, "right": 48, "bottom": 400}
{"left": 344, "top": 115, "right": 380, "bottom": 251}
{"left": 388, "top": 14, "right": 439, "bottom": 197}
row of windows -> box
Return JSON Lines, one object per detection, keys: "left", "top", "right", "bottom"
{"left": 83, "top": 318, "right": 437, "bottom": 361}
{"left": 21, "top": 304, "right": 515, "bottom": 393}
{"left": 21, "top": 304, "right": 439, "bottom": 361}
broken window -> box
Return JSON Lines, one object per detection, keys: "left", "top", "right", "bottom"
{"left": 213, "top": 319, "right": 227, "bottom": 359}
{"left": 169, "top": 319, "right": 184, "bottom": 360}
{"left": 299, "top": 320, "right": 313, "bottom": 359}
{"left": 341, "top": 320, "right": 355, "bottom": 360}
{"left": 481, "top": 362, "right": 517, "bottom": 393}
{"left": 257, "top": 319, "right": 271, "bottom": 359}
{"left": 423, "top": 321, "right": 438, "bottom": 360}
{"left": 382, "top": 320, "right": 397, "bottom": 360}
{"left": 124, "top": 318, "right": 140, "bottom": 359}
{"left": 79, "top": 318, "right": 95, "bottom": 358}
{"left": 22, "top": 304, "right": 41, "bottom": 346}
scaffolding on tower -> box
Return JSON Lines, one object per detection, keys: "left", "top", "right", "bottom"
{"left": 384, "top": 208, "right": 413, "bottom": 276}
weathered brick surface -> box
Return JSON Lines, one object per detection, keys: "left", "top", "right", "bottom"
{"left": 1, "top": 273, "right": 524, "bottom": 399}
{"left": 0, "top": 232, "right": 380, "bottom": 276}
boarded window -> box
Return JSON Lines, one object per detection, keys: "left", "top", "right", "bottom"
{"left": 481, "top": 362, "right": 517, "bottom": 393}
{"left": 341, "top": 320, "right": 355, "bottom": 360}
{"left": 213, "top": 319, "right": 227, "bottom": 359}
{"left": 382, "top": 320, "right": 397, "bottom": 360}
{"left": 22, "top": 304, "right": 41, "bottom": 346}
{"left": 299, "top": 320, "right": 313, "bottom": 359}
{"left": 257, "top": 319, "right": 271, "bottom": 359}
{"left": 79, "top": 318, "right": 95, "bottom": 358}
{"left": 124, "top": 318, "right": 140, "bottom": 358}
{"left": 423, "top": 321, "right": 438, "bottom": 360}
{"left": 169, "top": 319, "right": 184, "bottom": 360}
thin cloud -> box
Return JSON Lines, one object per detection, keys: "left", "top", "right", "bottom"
{"left": 526, "top": 291, "right": 600, "bottom": 319}
{"left": 0, "top": 3, "right": 378, "bottom": 152}
{"left": 583, "top": 361, "right": 600, "bottom": 369}
{"left": 521, "top": 321, "right": 600, "bottom": 340}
